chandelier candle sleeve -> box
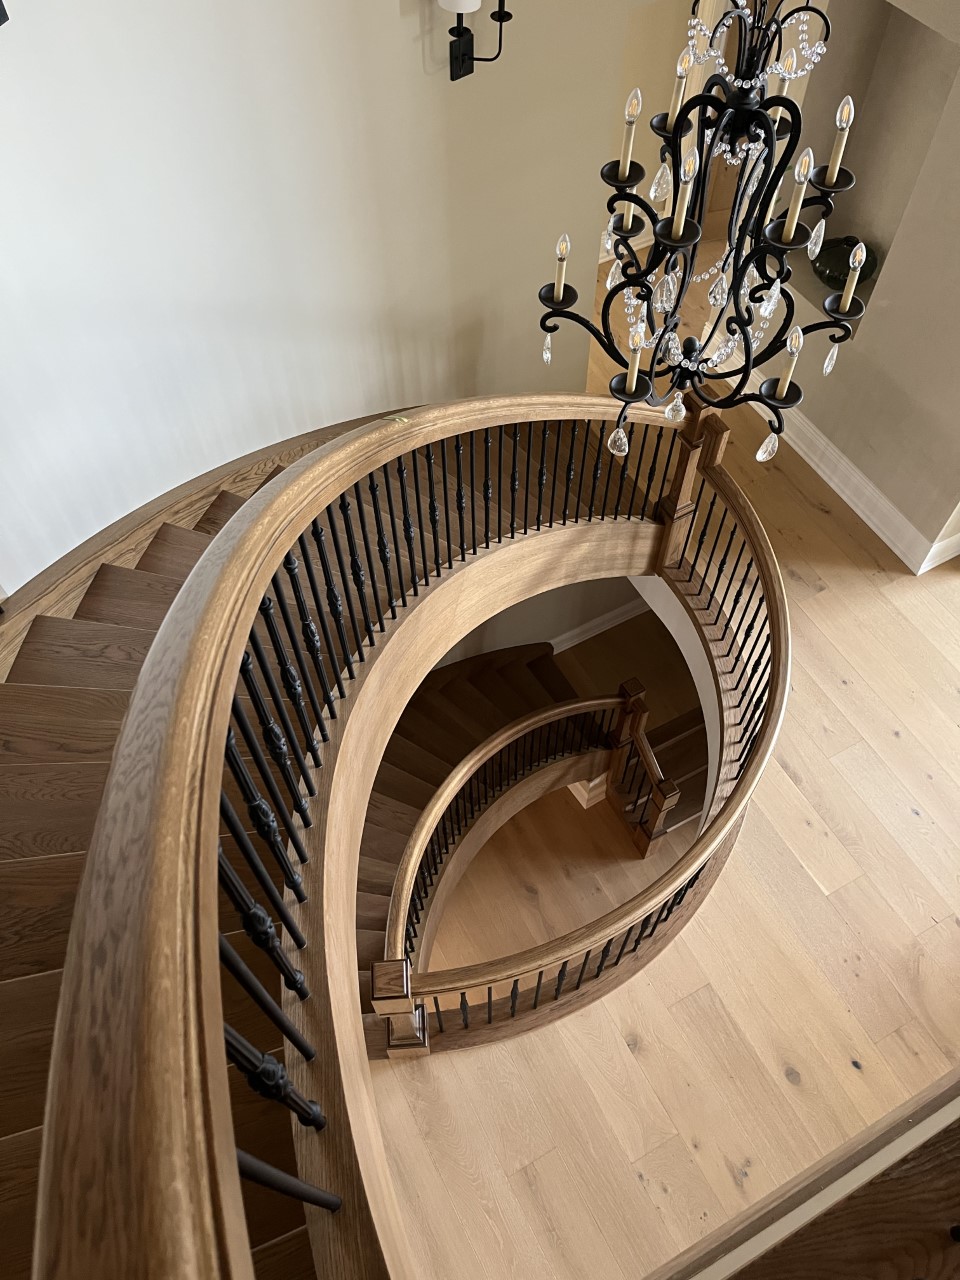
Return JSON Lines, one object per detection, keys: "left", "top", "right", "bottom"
{"left": 627, "top": 326, "right": 643, "bottom": 394}
{"left": 840, "top": 242, "right": 867, "bottom": 313}
{"left": 667, "top": 48, "right": 693, "bottom": 130}
{"left": 827, "top": 96, "right": 855, "bottom": 185}
{"left": 554, "top": 234, "right": 571, "bottom": 302}
{"left": 771, "top": 46, "right": 797, "bottom": 125}
{"left": 672, "top": 150, "right": 699, "bottom": 239}
{"left": 777, "top": 325, "right": 804, "bottom": 399}
{"left": 619, "top": 87, "right": 643, "bottom": 180}
{"left": 623, "top": 186, "right": 636, "bottom": 233}
{"left": 784, "top": 147, "right": 814, "bottom": 243}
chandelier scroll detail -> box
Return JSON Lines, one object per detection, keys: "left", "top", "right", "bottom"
{"left": 538, "top": 0, "right": 866, "bottom": 462}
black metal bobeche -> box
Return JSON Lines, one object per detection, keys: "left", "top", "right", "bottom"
{"left": 539, "top": 0, "right": 864, "bottom": 444}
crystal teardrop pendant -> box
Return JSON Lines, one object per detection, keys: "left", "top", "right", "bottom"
{"left": 808, "top": 217, "right": 826, "bottom": 261}
{"left": 665, "top": 332, "right": 683, "bottom": 363}
{"left": 756, "top": 432, "right": 780, "bottom": 463}
{"left": 542, "top": 334, "right": 552, "bottom": 366}
{"left": 759, "top": 278, "right": 782, "bottom": 320}
{"left": 665, "top": 393, "right": 687, "bottom": 424}
{"left": 607, "top": 426, "right": 631, "bottom": 458}
{"left": 606, "top": 260, "right": 623, "bottom": 291}
{"left": 650, "top": 162, "right": 673, "bottom": 203}
{"left": 708, "top": 275, "right": 729, "bottom": 309}
{"left": 602, "top": 229, "right": 614, "bottom": 255}
{"left": 653, "top": 272, "right": 678, "bottom": 315}
{"left": 823, "top": 344, "right": 838, "bottom": 377}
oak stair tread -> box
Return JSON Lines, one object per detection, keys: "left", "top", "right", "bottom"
{"left": 6, "top": 617, "right": 156, "bottom": 690}
{"left": 136, "top": 521, "right": 213, "bottom": 581}
{"left": 73, "top": 563, "right": 184, "bottom": 631}
{"left": 0, "top": 684, "right": 129, "bottom": 765}
{"left": 194, "top": 489, "right": 247, "bottom": 536}
{"left": 0, "top": 761, "right": 111, "bottom": 859}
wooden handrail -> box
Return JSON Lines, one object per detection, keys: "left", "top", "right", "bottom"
{"left": 411, "top": 448, "right": 790, "bottom": 1002}
{"left": 35, "top": 394, "right": 679, "bottom": 1280}
{"left": 384, "top": 696, "right": 624, "bottom": 958}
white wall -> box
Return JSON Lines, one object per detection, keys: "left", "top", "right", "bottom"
{"left": 0, "top": 0, "right": 684, "bottom": 595}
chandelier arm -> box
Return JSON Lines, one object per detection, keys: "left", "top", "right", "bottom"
{"left": 538, "top": 308, "right": 627, "bottom": 369}
{"left": 606, "top": 190, "right": 662, "bottom": 237}
{"left": 774, "top": 3, "right": 830, "bottom": 41}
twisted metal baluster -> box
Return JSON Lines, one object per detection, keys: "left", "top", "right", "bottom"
{"left": 218, "top": 845, "right": 308, "bottom": 990}
{"left": 310, "top": 517, "right": 356, "bottom": 678}
{"left": 281, "top": 552, "right": 336, "bottom": 718}
{"left": 353, "top": 481, "right": 386, "bottom": 631}
{"left": 296, "top": 533, "right": 346, "bottom": 699}
{"left": 225, "top": 727, "right": 306, "bottom": 900}
{"left": 337, "top": 492, "right": 375, "bottom": 645}
{"left": 395, "top": 454, "right": 420, "bottom": 598}
{"left": 232, "top": 696, "right": 310, "bottom": 858}
{"left": 270, "top": 572, "right": 328, "bottom": 737}
{"left": 257, "top": 596, "right": 321, "bottom": 766}
{"left": 238, "top": 651, "right": 312, "bottom": 815}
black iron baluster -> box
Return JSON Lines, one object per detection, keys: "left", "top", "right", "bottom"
{"left": 523, "top": 422, "right": 533, "bottom": 534}
{"left": 595, "top": 938, "right": 613, "bottom": 978}
{"left": 337, "top": 493, "right": 376, "bottom": 645}
{"left": 247, "top": 632, "right": 315, "bottom": 791}
{"left": 549, "top": 420, "right": 562, "bottom": 526}
{"left": 270, "top": 571, "right": 328, "bottom": 737}
{"left": 353, "top": 482, "right": 386, "bottom": 633}
{"left": 395, "top": 455, "right": 420, "bottom": 598}
{"left": 460, "top": 991, "right": 470, "bottom": 1029}
{"left": 575, "top": 420, "right": 591, "bottom": 522}
{"left": 219, "top": 935, "right": 315, "bottom": 1060}
{"left": 225, "top": 1024, "right": 325, "bottom": 1129}
{"left": 721, "top": 558, "right": 755, "bottom": 643}
{"left": 627, "top": 423, "right": 652, "bottom": 520}
{"left": 688, "top": 492, "right": 719, "bottom": 584}
{"left": 679, "top": 479, "right": 707, "bottom": 567}
{"left": 587, "top": 425, "right": 606, "bottom": 522}
{"left": 726, "top": 583, "right": 763, "bottom": 662}
{"left": 554, "top": 960, "right": 568, "bottom": 1000}
{"left": 311, "top": 518, "right": 357, "bottom": 676}
{"left": 365, "top": 475, "right": 397, "bottom": 622}
{"left": 510, "top": 979, "right": 520, "bottom": 1017}
{"left": 654, "top": 429, "right": 679, "bottom": 517}
{"left": 225, "top": 728, "right": 306, "bottom": 902}
{"left": 713, "top": 534, "right": 744, "bottom": 620}
{"left": 497, "top": 426, "right": 504, "bottom": 544}
{"left": 509, "top": 424, "right": 520, "bottom": 539}
{"left": 575, "top": 950, "right": 592, "bottom": 990}
{"left": 697, "top": 509, "right": 728, "bottom": 598}
{"left": 487, "top": 986, "right": 493, "bottom": 1024}
{"left": 218, "top": 847, "right": 307, "bottom": 991}
{"left": 483, "top": 427, "right": 493, "bottom": 549}
{"left": 454, "top": 435, "right": 467, "bottom": 562}
{"left": 257, "top": 597, "right": 322, "bottom": 766}
{"left": 281, "top": 552, "right": 336, "bottom": 719}
{"left": 237, "top": 1150, "right": 341, "bottom": 1213}
{"left": 410, "top": 450, "right": 430, "bottom": 587}
{"left": 642, "top": 426, "right": 665, "bottom": 519}
{"left": 532, "top": 970, "right": 544, "bottom": 1009}
{"left": 562, "top": 421, "right": 579, "bottom": 525}
{"left": 469, "top": 431, "right": 478, "bottom": 555}
{"left": 613, "top": 424, "right": 635, "bottom": 519}
{"left": 324, "top": 506, "right": 366, "bottom": 660}
{"left": 599, "top": 428, "right": 616, "bottom": 520}
{"left": 296, "top": 534, "right": 346, "bottom": 700}
{"left": 381, "top": 464, "right": 407, "bottom": 609}
{"left": 615, "top": 928, "right": 633, "bottom": 966}
{"left": 232, "top": 698, "right": 309, "bottom": 859}
{"left": 631, "top": 913, "right": 654, "bottom": 953}
{"left": 439, "top": 440, "right": 453, "bottom": 570}
{"left": 424, "top": 442, "right": 442, "bottom": 577}
{"left": 433, "top": 996, "right": 445, "bottom": 1033}
{"left": 239, "top": 652, "right": 312, "bottom": 817}
{"left": 536, "top": 422, "right": 549, "bottom": 530}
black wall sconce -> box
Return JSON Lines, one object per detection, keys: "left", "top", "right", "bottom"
{"left": 439, "top": 0, "right": 513, "bottom": 82}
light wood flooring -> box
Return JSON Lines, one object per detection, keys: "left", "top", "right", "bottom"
{"left": 369, "top": 395, "right": 960, "bottom": 1279}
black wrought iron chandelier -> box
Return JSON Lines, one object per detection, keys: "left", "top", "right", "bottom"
{"left": 538, "top": 0, "right": 866, "bottom": 462}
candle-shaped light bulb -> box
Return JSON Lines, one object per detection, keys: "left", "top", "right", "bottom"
{"left": 667, "top": 46, "right": 694, "bottom": 129}
{"left": 771, "top": 46, "right": 798, "bottom": 124}
{"left": 671, "top": 149, "right": 700, "bottom": 238}
{"left": 783, "top": 146, "right": 814, "bottom": 243}
{"left": 626, "top": 325, "right": 644, "bottom": 394}
{"left": 553, "top": 233, "right": 571, "bottom": 303}
{"left": 840, "top": 241, "right": 867, "bottom": 313}
{"left": 619, "top": 86, "right": 643, "bottom": 179}
{"left": 776, "top": 324, "right": 804, "bottom": 398}
{"left": 827, "top": 95, "right": 856, "bottom": 185}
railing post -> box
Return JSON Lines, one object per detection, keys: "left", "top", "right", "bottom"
{"left": 657, "top": 396, "right": 706, "bottom": 572}
{"left": 700, "top": 412, "right": 731, "bottom": 471}
{"left": 606, "top": 679, "right": 646, "bottom": 811}
{"left": 370, "top": 958, "right": 430, "bottom": 1057}
{"left": 637, "top": 779, "right": 681, "bottom": 851}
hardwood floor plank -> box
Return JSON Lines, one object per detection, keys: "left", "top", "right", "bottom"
{"left": 632, "top": 1134, "right": 727, "bottom": 1249}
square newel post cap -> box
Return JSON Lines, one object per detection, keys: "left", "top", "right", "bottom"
{"left": 371, "top": 957, "right": 414, "bottom": 1016}
{"left": 701, "top": 413, "right": 730, "bottom": 469}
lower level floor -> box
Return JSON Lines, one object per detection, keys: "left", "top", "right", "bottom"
{"left": 369, "top": 401, "right": 960, "bottom": 1279}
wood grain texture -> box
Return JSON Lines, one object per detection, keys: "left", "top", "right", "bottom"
{"left": 0, "top": 970, "right": 61, "bottom": 1139}
{"left": 0, "top": 1127, "right": 41, "bottom": 1279}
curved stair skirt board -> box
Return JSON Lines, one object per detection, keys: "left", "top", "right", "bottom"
{"left": 411, "top": 752, "right": 611, "bottom": 973}
{"left": 629, "top": 576, "right": 722, "bottom": 837}
{"left": 656, "top": 1073, "right": 960, "bottom": 1280}
{"left": 743, "top": 372, "right": 959, "bottom": 575}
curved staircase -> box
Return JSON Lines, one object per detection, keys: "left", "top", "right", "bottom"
{"left": 0, "top": 394, "right": 790, "bottom": 1280}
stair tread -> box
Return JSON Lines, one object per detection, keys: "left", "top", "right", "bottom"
{"left": 0, "top": 968, "right": 61, "bottom": 1139}
{"left": 136, "top": 522, "right": 212, "bottom": 581}
{"left": 0, "top": 1126, "right": 41, "bottom": 1279}
{"left": 647, "top": 706, "right": 706, "bottom": 749}
{"left": 73, "top": 564, "right": 183, "bottom": 631}
{"left": 356, "top": 927, "right": 387, "bottom": 970}
{"left": 527, "top": 652, "right": 580, "bottom": 704}
{"left": 0, "top": 762, "right": 111, "bottom": 859}
{"left": 0, "top": 851, "right": 86, "bottom": 981}
{"left": 194, "top": 490, "right": 247, "bottom": 536}
{"left": 6, "top": 617, "right": 156, "bottom": 690}
{"left": 0, "top": 684, "right": 129, "bottom": 766}
{"left": 356, "top": 890, "right": 391, "bottom": 932}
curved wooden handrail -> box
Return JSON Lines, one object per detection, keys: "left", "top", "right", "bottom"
{"left": 36, "top": 393, "right": 677, "bottom": 1280}
{"left": 410, "top": 454, "right": 790, "bottom": 1001}
{"left": 384, "top": 695, "right": 625, "bottom": 958}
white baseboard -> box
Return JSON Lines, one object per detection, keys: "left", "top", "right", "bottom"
{"left": 551, "top": 596, "right": 649, "bottom": 654}
{"left": 743, "top": 374, "right": 954, "bottom": 575}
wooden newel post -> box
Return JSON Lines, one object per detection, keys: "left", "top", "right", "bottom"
{"left": 638, "top": 779, "right": 681, "bottom": 847}
{"left": 657, "top": 396, "right": 706, "bottom": 573}
{"left": 607, "top": 679, "right": 647, "bottom": 811}
{"left": 700, "top": 412, "right": 731, "bottom": 471}
{"left": 370, "top": 957, "right": 430, "bottom": 1057}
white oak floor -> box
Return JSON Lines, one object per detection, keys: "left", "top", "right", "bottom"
{"left": 369, "top": 400, "right": 960, "bottom": 1279}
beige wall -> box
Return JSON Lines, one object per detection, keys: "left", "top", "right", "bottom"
{"left": 885, "top": 0, "right": 960, "bottom": 42}
{"left": 0, "top": 0, "right": 685, "bottom": 594}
